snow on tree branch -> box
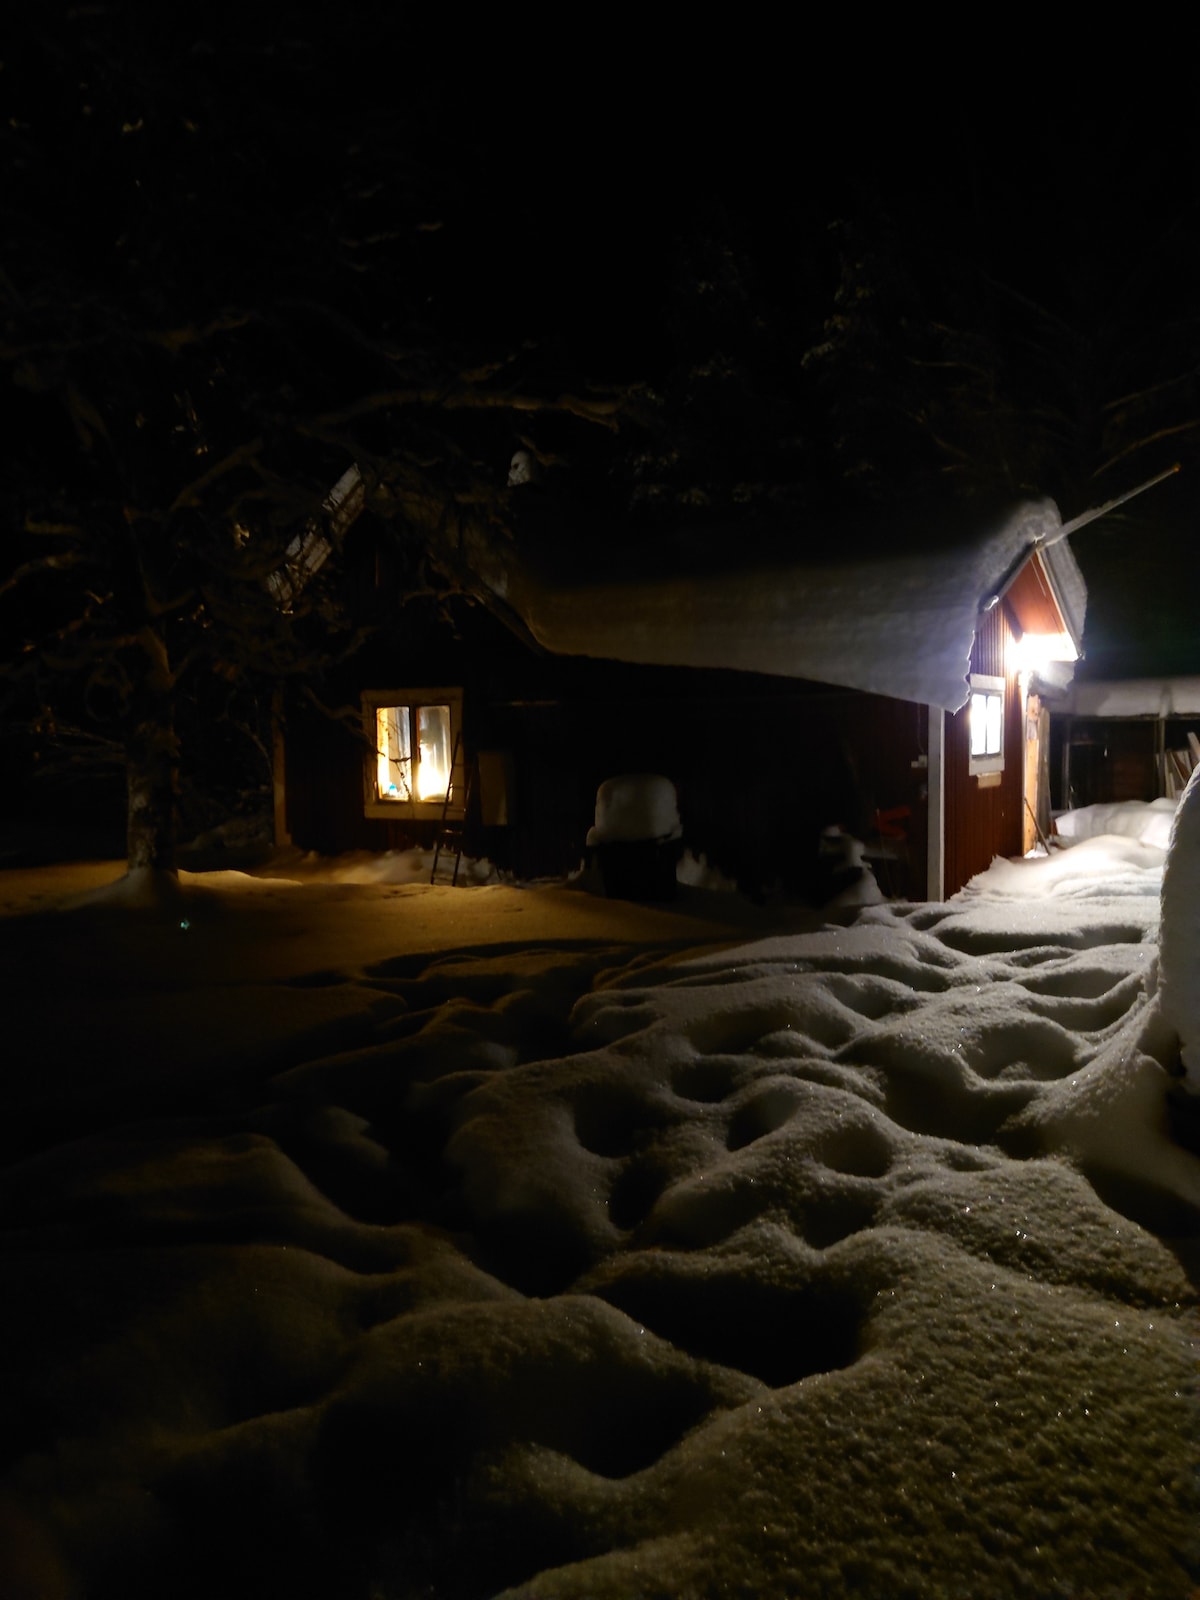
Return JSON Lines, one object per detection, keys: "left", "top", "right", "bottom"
{"left": 310, "top": 386, "right": 625, "bottom": 431}
{"left": 0, "top": 551, "right": 85, "bottom": 599}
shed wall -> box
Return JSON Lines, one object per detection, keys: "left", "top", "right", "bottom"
{"left": 283, "top": 634, "right": 931, "bottom": 899}
{"left": 943, "top": 605, "right": 1023, "bottom": 895}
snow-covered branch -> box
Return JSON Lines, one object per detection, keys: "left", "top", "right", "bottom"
{"left": 310, "top": 386, "right": 624, "bottom": 432}
{"left": 0, "top": 550, "right": 85, "bottom": 599}
{"left": 169, "top": 437, "right": 266, "bottom": 514}
{"left": 1094, "top": 418, "right": 1200, "bottom": 477}
{"left": 150, "top": 311, "right": 255, "bottom": 353}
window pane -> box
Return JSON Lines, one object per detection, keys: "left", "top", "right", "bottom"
{"left": 415, "top": 704, "right": 452, "bottom": 801}
{"left": 376, "top": 705, "right": 412, "bottom": 800}
{"left": 970, "top": 692, "right": 988, "bottom": 757}
{"left": 985, "top": 691, "right": 1003, "bottom": 756}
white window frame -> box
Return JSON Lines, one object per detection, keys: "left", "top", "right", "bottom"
{"left": 362, "top": 687, "right": 464, "bottom": 819}
{"left": 967, "top": 673, "right": 1005, "bottom": 777}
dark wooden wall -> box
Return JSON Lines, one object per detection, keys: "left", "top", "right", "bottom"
{"left": 1053, "top": 717, "right": 1200, "bottom": 809}
{"left": 282, "top": 610, "right": 932, "bottom": 898}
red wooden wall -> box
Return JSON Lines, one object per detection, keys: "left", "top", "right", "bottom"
{"left": 942, "top": 605, "right": 1024, "bottom": 896}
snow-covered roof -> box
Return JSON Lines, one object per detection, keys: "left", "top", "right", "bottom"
{"left": 1061, "top": 676, "right": 1200, "bottom": 718}
{"left": 500, "top": 499, "right": 1084, "bottom": 712}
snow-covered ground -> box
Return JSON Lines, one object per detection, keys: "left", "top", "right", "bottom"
{"left": 1, "top": 832, "right": 1197, "bottom": 1599}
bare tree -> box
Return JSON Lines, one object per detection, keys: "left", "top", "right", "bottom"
{"left": 1, "top": 13, "right": 629, "bottom": 878}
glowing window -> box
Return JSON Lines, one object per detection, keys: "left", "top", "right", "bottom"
{"left": 363, "top": 689, "right": 463, "bottom": 816}
{"left": 968, "top": 674, "right": 1005, "bottom": 776}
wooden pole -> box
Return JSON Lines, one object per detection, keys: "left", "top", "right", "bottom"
{"left": 1046, "top": 463, "right": 1181, "bottom": 546}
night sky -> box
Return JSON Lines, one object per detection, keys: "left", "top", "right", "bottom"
{"left": 428, "top": 50, "right": 1199, "bottom": 678}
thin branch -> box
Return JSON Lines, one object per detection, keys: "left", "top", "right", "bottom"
{"left": 0, "top": 551, "right": 85, "bottom": 600}
{"left": 25, "top": 520, "right": 86, "bottom": 538}
{"left": 64, "top": 381, "right": 111, "bottom": 453}
{"left": 297, "top": 683, "right": 370, "bottom": 736}
{"left": 145, "top": 586, "right": 199, "bottom": 622}
{"left": 148, "top": 311, "right": 256, "bottom": 353}
{"left": 37, "top": 630, "right": 147, "bottom": 673}
{"left": 1102, "top": 369, "right": 1200, "bottom": 414}
{"left": 169, "top": 436, "right": 265, "bottom": 513}
{"left": 309, "top": 386, "right": 624, "bottom": 432}
{"left": 1094, "top": 419, "right": 1200, "bottom": 476}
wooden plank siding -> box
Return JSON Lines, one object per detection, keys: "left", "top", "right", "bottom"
{"left": 282, "top": 649, "right": 932, "bottom": 898}
{"left": 942, "top": 604, "right": 1024, "bottom": 895}
{"left": 1055, "top": 718, "right": 1165, "bottom": 808}
{"left": 283, "top": 582, "right": 1066, "bottom": 902}
{"left": 1003, "top": 552, "right": 1064, "bottom": 638}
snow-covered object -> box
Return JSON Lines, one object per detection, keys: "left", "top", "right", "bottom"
{"left": 1158, "top": 763, "right": 1200, "bottom": 1089}
{"left": 1054, "top": 798, "right": 1177, "bottom": 849}
{"left": 817, "top": 826, "right": 885, "bottom": 909}
{"left": 675, "top": 849, "right": 739, "bottom": 893}
{"left": 504, "top": 500, "right": 1084, "bottom": 712}
{"left": 1063, "top": 675, "right": 1200, "bottom": 718}
{"left": 586, "top": 773, "right": 682, "bottom": 845}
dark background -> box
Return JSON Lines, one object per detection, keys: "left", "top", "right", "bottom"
{"left": 3, "top": 11, "right": 1197, "bottom": 863}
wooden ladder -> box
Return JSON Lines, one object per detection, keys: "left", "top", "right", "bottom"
{"left": 430, "top": 733, "right": 473, "bottom": 886}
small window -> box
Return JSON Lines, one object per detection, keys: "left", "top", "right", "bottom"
{"left": 968, "top": 674, "right": 1005, "bottom": 776}
{"left": 363, "top": 688, "right": 463, "bottom": 817}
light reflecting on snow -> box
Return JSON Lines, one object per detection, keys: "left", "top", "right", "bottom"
{"left": 0, "top": 829, "right": 1196, "bottom": 1598}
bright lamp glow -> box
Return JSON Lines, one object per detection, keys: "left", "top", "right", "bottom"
{"left": 1009, "top": 631, "right": 1078, "bottom": 672}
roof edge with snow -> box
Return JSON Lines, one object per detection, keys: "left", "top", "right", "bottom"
{"left": 501, "top": 499, "right": 1080, "bottom": 712}
{"left": 1062, "top": 677, "right": 1200, "bottom": 718}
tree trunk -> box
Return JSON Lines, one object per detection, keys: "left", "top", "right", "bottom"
{"left": 126, "top": 712, "right": 180, "bottom": 874}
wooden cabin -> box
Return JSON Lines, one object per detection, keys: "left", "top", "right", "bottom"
{"left": 279, "top": 500, "right": 1087, "bottom": 900}
{"left": 1052, "top": 677, "right": 1200, "bottom": 812}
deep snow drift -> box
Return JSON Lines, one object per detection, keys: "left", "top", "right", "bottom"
{"left": 1160, "top": 765, "right": 1200, "bottom": 1091}
{"left": 0, "top": 837, "right": 1197, "bottom": 1600}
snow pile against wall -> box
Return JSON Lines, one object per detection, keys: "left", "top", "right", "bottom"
{"left": 1158, "top": 763, "right": 1200, "bottom": 1091}
{"left": 1, "top": 843, "right": 1196, "bottom": 1599}
{"left": 957, "top": 832, "right": 1166, "bottom": 903}
{"left": 1054, "top": 799, "right": 1177, "bottom": 849}
{"left": 505, "top": 501, "right": 1073, "bottom": 712}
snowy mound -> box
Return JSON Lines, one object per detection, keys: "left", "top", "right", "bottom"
{"left": 1, "top": 854, "right": 1197, "bottom": 1599}
{"left": 586, "top": 773, "right": 683, "bottom": 845}
{"left": 1159, "top": 764, "right": 1200, "bottom": 1090}
{"left": 1055, "top": 797, "right": 1177, "bottom": 849}
{"left": 956, "top": 832, "right": 1166, "bottom": 904}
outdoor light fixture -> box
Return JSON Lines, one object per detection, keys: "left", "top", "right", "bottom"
{"left": 1008, "top": 631, "right": 1079, "bottom": 673}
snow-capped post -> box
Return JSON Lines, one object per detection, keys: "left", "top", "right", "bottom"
{"left": 586, "top": 775, "right": 683, "bottom": 901}
{"left": 1158, "top": 762, "right": 1200, "bottom": 1093}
